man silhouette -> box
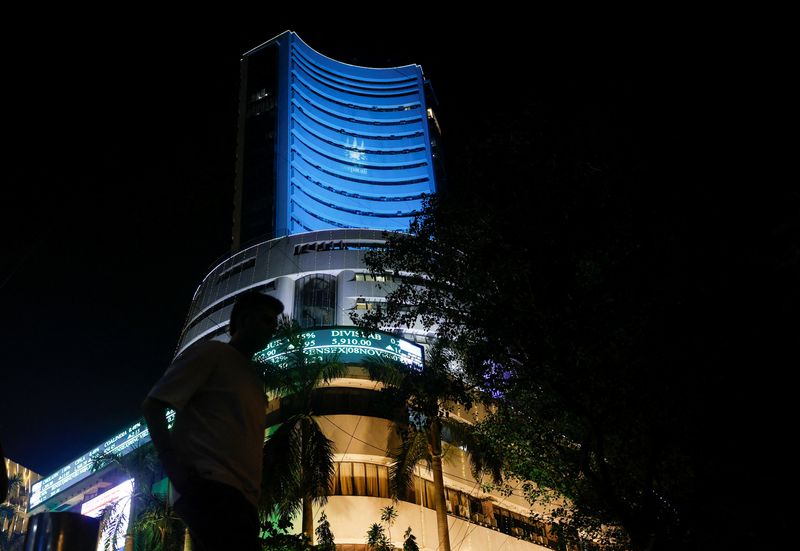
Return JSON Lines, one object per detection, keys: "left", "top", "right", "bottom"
{"left": 143, "top": 291, "right": 283, "bottom": 550}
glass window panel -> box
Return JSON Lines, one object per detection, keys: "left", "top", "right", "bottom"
{"left": 413, "top": 477, "right": 424, "bottom": 506}
{"left": 425, "top": 480, "right": 437, "bottom": 510}
{"left": 294, "top": 274, "right": 337, "bottom": 328}
{"left": 365, "top": 463, "right": 379, "bottom": 497}
{"left": 377, "top": 465, "right": 389, "bottom": 498}
{"left": 339, "top": 462, "right": 353, "bottom": 495}
{"left": 353, "top": 462, "right": 367, "bottom": 496}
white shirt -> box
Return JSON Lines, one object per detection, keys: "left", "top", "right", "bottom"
{"left": 147, "top": 341, "right": 267, "bottom": 507}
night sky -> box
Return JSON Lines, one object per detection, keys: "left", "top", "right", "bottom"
{"left": 1, "top": 14, "right": 772, "bottom": 492}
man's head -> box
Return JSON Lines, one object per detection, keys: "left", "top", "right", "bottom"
{"left": 229, "top": 292, "right": 284, "bottom": 351}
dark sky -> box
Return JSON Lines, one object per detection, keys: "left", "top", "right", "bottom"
{"left": 1, "top": 15, "right": 683, "bottom": 476}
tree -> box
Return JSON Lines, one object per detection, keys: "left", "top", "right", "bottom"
{"left": 362, "top": 347, "right": 501, "bottom": 551}
{"left": 364, "top": 506, "right": 420, "bottom": 551}
{"left": 91, "top": 445, "right": 185, "bottom": 551}
{"left": 358, "top": 183, "right": 703, "bottom": 548}
{"left": 354, "top": 111, "right": 713, "bottom": 549}
{"left": 365, "top": 523, "right": 392, "bottom": 551}
{"left": 257, "top": 319, "right": 346, "bottom": 543}
{"left": 314, "top": 511, "right": 336, "bottom": 551}
{"left": 402, "top": 527, "right": 419, "bottom": 551}
{"left": 0, "top": 474, "right": 24, "bottom": 551}
{"left": 344, "top": 81, "right": 754, "bottom": 548}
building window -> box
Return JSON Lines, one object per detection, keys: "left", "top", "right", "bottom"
{"left": 354, "top": 298, "right": 383, "bottom": 311}
{"left": 325, "top": 461, "right": 568, "bottom": 549}
{"left": 354, "top": 273, "right": 401, "bottom": 283}
{"left": 331, "top": 462, "right": 389, "bottom": 498}
{"left": 294, "top": 274, "right": 336, "bottom": 328}
{"left": 215, "top": 258, "right": 256, "bottom": 285}
{"left": 353, "top": 298, "right": 415, "bottom": 314}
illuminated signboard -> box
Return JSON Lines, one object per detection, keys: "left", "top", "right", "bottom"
{"left": 29, "top": 411, "right": 175, "bottom": 510}
{"left": 81, "top": 478, "right": 133, "bottom": 551}
{"left": 254, "top": 327, "right": 423, "bottom": 368}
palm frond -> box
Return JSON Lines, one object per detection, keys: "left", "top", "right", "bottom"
{"left": 133, "top": 495, "right": 184, "bottom": 551}
{"left": 90, "top": 445, "right": 160, "bottom": 492}
{"left": 441, "top": 417, "right": 503, "bottom": 483}
{"left": 300, "top": 417, "right": 336, "bottom": 504}
{"left": 4, "top": 474, "right": 23, "bottom": 495}
{"left": 388, "top": 428, "right": 430, "bottom": 499}
{"left": 313, "top": 355, "right": 348, "bottom": 385}
{"left": 91, "top": 451, "right": 123, "bottom": 473}
{"left": 363, "top": 355, "right": 407, "bottom": 389}
{"left": 261, "top": 417, "right": 303, "bottom": 521}
{"left": 0, "top": 503, "right": 16, "bottom": 521}
{"left": 257, "top": 318, "right": 344, "bottom": 528}
{"left": 97, "top": 501, "right": 128, "bottom": 551}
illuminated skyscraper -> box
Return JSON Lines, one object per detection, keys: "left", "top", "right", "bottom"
{"left": 175, "top": 31, "right": 443, "bottom": 352}
{"left": 232, "top": 31, "right": 442, "bottom": 250}
{"left": 172, "top": 32, "right": 552, "bottom": 550}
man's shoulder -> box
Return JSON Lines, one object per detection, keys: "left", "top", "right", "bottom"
{"left": 182, "top": 339, "right": 231, "bottom": 355}
{"left": 172, "top": 340, "right": 232, "bottom": 366}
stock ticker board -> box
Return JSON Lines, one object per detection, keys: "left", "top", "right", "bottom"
{"left": 254, "top": 327, "right": 424, "bottom": 369}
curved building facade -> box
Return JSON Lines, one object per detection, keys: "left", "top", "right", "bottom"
{"left": 175, "top": 228, "right": 433, "bottom": 356}
{"left": 178, "top": 33, "right": 556, "bottom": 550}
{"left": 233, "top": 31, "right": 441, "bottom": 249}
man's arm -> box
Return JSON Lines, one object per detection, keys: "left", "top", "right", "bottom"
{"left": 142, "top": 397, "right": 191, "bottom": 493}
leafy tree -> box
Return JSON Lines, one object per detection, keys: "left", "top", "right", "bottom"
{"left": 259, "top": 517, "right": 312, "bottom": 551}
{"left": 362, "top": 349, "right": 501, "bottom": 551}
{"left": 379, "top": 504, "right": 397, "bottom": 543}
{"left": 314, "top": 511, "right": 336, "bottom": 551}
{"left": 91, "top": 445, "right": 185, "bottom": 551}
{"left": 402, "top": 527, "right": 419, "bottom": 551}
{"left": 365, "top": 523, "right": 392, "bottom": 551}
{"left": 354, "top": 94, "right": 713, "bottom": 549}
{"left": 365, "top": 506, "right": 419, "bottom": 551}
{"left": 257, "top": 319, "right": 346, "bottom": 543}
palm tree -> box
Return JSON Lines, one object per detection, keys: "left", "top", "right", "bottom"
{"left": 365, "top": 342, "right": 502, "bottom": 551}
{"left": 257, "top": 319, "right": 346, "bottom": 543}
{"left": 91, "top": 444, "right": 185, "bottom": 551}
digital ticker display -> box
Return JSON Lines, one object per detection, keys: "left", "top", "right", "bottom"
{"left": 29, "top": 410, "right": 175, "bottom": 510}
{"left": 254, "top": 327, "right": 424, "bottom": 369}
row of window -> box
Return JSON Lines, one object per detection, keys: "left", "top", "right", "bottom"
{"left": 354, "top": 273, "right": 400, "bottom": 283}
{"left": 328, "top": 461, "right": 570, "bottom": 550}
{"left": 215, "top": 258, "right": 256, "bottom": 286}
{"left": 181, "top": 271, "right": 416, "bottom": 350}
{"left": 180, "top": 281, "right": 276, "bottom": 341}
{"left": 293, "top": 241, "right": 384, "bottom": 255}
{"left": 354, "top": 299, "right": 414, "bottom": 314}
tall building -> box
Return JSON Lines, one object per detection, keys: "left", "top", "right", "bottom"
{"left": 231, "top": 31, "right": 443, "bottom": 250}
{"left": 28, "top": 32, "right": 563, "bottom": 551}
{"left": 175, "top": 32, "right": 554, "bottom": 550}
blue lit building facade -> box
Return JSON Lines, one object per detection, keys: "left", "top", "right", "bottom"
{"left": 233, "top": 31, "right": 442, "bottom": 250}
